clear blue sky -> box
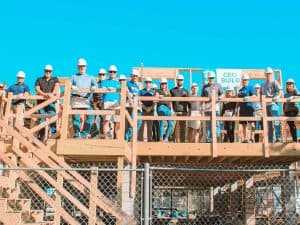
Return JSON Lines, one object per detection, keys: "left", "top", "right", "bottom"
{"left": 1, "top": 0, "right": 300, "bottom": 90}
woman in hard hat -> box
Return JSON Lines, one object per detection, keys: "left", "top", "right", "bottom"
{"left": 283, "top": 78, "right": 300, "bottom": 142}
{"left": 156, "top": 78, "right": 174, "bottom": 142}
{"left": 221, "top": 85, "right": 236, "bottom": 143}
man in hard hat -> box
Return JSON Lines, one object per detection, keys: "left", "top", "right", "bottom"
{"left": 139, "top": 77, "right": 156, "bottom": 141}
{"left": 283, "top": 78, "right": 299, "bottom": 142}
{"left": 91, "top": 68, "right": 107, "bottom": 138}
{"left": 221, "top": 85, "right": 236, "bottom": 143}
{"left": 201, "top": 71, "right": 223, "bottom": 143}
{"left": 100, "top": 65, "right": 121, "bottom": 139}
{"left": 151, "top": 83, "right": 160, "bottom": 142}
{"left": 6, "top": 71, "right": 30, "bottom": 126}
{"left": 238, "top": 74, "right": 255, "bottom": 143}
{"left": 70, "top": 58, "right": 97, "bottom": 139}
{"left": 125, "top": 69, "right": 142, "bottom": 141}
{"left": 170, "top": 74, "right": 189, "bottom": 143}
{"left": 261, "top": 67, "right": 282, "bottom": 143}
{"left": 187, "top": 83, "right": 201, "bottom": 143}
{"left": 35, "top": 64, "right": 60, "bottom": 141}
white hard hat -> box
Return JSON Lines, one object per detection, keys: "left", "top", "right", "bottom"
{"left": 77, "top": 58, "right": 87, "bottom": 66}
{"left": 206, "top": 71, "right": 215, "bottom": 78}
{"left": 160, "top": 78, "right": 168, "bottom": 83}
{"left": 44, "top": 64, "right": 53, "bottom": 71}
{"left": 0, "top": 83, "right": 4, "bottom": 87}
{"left": 264, "top": 67, "right": 273, "bottom": 74}
{"left": 98, "top": 68, "right": 107, "bottom": 74}
{"left": 241, "top": 74, "right": 250, "bottom": 80}
{"left": 191, "top": 83, "right": 198, "bottom": 87}
{"left": 152, "top": 83, "right": 158, "bottom": 89}
{"left": 119, "top": 74, "right": 127, "bottom": 80}
{"left": 144, "top": 77, "right": 152, "bottom": 82}
{"left": 286, "top": 78, "right": 295, "bottom": 84}
{"left": 109, "top": 65, "right": 118, "bottom": 72}
{"left": 131, "top": 69, "right": 140, "bottom": 77}
{"left": 176, "top": 74, "right": 184, "bottom": 80}
{"left": 16, "top": 70, "right": 26, "bottom": 78}
{"left": 254, "top": 83, "right": 261, "bottom": 89}
{"left": 226, "top": 84, "right": 234, "bottom": 91}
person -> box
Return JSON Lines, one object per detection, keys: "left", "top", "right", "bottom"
{"left": 91, "top": 68, "right": 107, "bottom": 138}
{"left": 283, "top": 78, "right": 299, "bottom": 142}
{"left": 237, "top": 74, "right": 255, "bottom": 143}
{"left": 253, "top": 84, "right": 263, "bottom": 142}
{"left": 201, "top": 71, "right": 223, "bottom": 142}
{"left": 261, "top": 67, "right": 282, "bottom": 143}
{"left": 100, "top": 65, "right": 121, "bottom": 139}
{"left": 222, "top": 85, "right": 236, "bottom": 143}
{"left": 151, "top": 83, "right": 160, "bottom": 142}
{"left": 170, "top": 74, "right": 189, "bottom": 143}
{"left": 156, "top": 78, "right": 174, "bottom": 142}
{"left": 6, "top": 71, "right": 30, "bottom": 126}
{"left": 70, "top": 58, "right": 97, "bottom": 139}
{"left": 35, "top": 64, "right": 60, "bottom": 141}
{"left": 139, "top": 77, "right": 156, "bottom": 141}
{"left": 125, "top": 69, "right": 142, "bottom": 141}
{"left": 187, "top": 83, "right": 201, "bottom": 143}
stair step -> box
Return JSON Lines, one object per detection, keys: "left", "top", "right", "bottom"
{"left": 6, "top": 198, "right": 31, "bottom": 212}
{"left": 21, "top": 210, "right": 44, "bottom": 223}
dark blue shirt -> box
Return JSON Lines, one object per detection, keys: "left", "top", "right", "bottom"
{"left": 139, "top": 88, "right": 155, "bottom": 107}
{"left": 238, "top": 85, "right": 255, "bottom": 108}
{"left": 6, "top": 83, "right": 30, "bottom": 105}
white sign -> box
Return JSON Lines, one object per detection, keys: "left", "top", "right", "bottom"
{"left": 216, "top": 69, "right": 242, "bottom": 88}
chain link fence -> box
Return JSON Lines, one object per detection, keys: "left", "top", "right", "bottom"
{"left": 148, "top": 163, "right": 300, "bottom": 225}
{"left": 0, "top": 163, "right": 144, "bottom": 225}
{"left": 1, "top": 163, "right": 300, "bottom": 225}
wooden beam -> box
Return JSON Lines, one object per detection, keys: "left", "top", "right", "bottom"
{"left": 211, "top": 90, "right": 217, "bottom": 157}
{"left": 60, "top": 80, "right": 71, "bottom": 139}
{"left": 261, "top": 95, "right": 270, "bottom": 157}
{"left": 88, "top": 167, "right": 98, "bottom": 225}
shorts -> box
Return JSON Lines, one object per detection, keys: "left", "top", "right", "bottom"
{"left": 188, "top": 110, "right": 201, "bottom": 129}
{"left": 239, "top": 106, "right": 254, "bottom": 125}
{"left": 103, "top": 101, "right": 120, "bottom": 122}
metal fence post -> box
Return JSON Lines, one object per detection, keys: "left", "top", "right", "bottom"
{"left": 144, "top": 163, "right": 150, "bottom": 225}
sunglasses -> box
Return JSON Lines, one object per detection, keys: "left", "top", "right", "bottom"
{"left": 45, "top": 70, "right": 52, "bottom": 73}
{"left": 98, "top": 73, "right": 106, "bottom": 76}
{"left": 208, "top": 77, "right": 214, "bottom": 79}
{"left": 109, "top": 71, "right": 117, "bottom": 73}
{"left": 287, "top": 83, "right": 294, "bottom": 85}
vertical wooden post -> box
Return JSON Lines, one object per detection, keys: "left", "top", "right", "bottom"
{"left": 2, "top": 93, "right": 13, "bottom": 136}
{"left": 261, "top": 95, "right": 270, "bottom": 157}
{"left": 54, "top": 173, "right": 63, "bottom": 225}
{"left": 211, "top": 90, "right": 218, "bottom": 157}
{"left": 119, "top": 80, "right": 126, "bottom": 142}
{"left": 130, "top": 96, "right": 138, "bottom": 198}
{"left": 88, "top": 167, "right": 98, "bottom": 225}
{"left": 60, "top": 81, "right": 71, "bottom": 140}
{"left": 116, "top": 157, "right": 124, "bottom": 225}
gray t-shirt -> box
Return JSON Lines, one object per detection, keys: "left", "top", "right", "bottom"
{"left": 188, "top": 93, "right": 201, "bottom": 111}
{"left": 201, "top": 83, "right": 223, "bottom": 98}
{"left": 261, "top": 80, "right": 281, "bottom": 98}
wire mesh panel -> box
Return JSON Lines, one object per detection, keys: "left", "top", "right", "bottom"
{"left": 149, "top": 164, "right": 300, "bottom": 225}
{"left": 0, "top": 166, "right": 143, "bottom": 225}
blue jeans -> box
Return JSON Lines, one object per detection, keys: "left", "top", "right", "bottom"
{"left": 39, "top": 103, "right": 56, "bottom": 139}
{"left": 73, "top": 105, "right": 95, "bottom": 138}
{"left": 157, "top": 105, "right": 174, "bottom": 140}
{"left": 125, "top": 109, "right": 142, "bottom": 141}
{"left": 205, "top": 111, "right": 221, "bottom": 142}
{"left": 267, "top": 104, "right": 281, "bottom": 142}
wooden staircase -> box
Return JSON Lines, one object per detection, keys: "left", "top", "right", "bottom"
{"left": 0, "top": 117, "right": 138, "bottom": 225}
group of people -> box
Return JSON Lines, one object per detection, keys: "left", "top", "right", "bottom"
{"left": 0, "top": 59, "right": 299, "bottom": 143}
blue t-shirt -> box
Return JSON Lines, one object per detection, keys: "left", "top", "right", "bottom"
{"left": 127, "top": 81, "right": 140, "bottom": 98}
{"left": 6, "top": 83, "right": 30, "bottom": 105}
{"left": 71, "top": 73, "right": 97, "bottom": 97}
{"left": 238, "top": 85, "right": 255, "bottom": 108}
{"left": 100, "top": 79, "right": 121, "bottom": 102}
